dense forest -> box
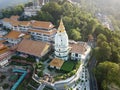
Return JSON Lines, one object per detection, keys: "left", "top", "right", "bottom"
{"left": 1, "top": 0, "right": 120, "bottom": 90}
{"left": 72, "top": 0, "right": 120, "bottom": 31}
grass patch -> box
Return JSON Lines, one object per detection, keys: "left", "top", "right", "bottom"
{"left": 54, "top": 61, "right": 81, "bottom": 81}
{"left": 61, "top": 61, "right": 75, "bottom": 72}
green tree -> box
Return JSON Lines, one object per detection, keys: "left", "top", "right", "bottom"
{"left": 95, "top": 61, "right": 120, "bottom": 90}
{"left": 95, "top": 41, "right": 111, "bottom": 62}
{"left": 69, "top": 29, "right": 81, "bottom": 41}
{"left": 36, "top": 11, "right": 54, "bottom": 22}
{"left": 97, "top": 33, "right": 107, "bottom": 47}
{"left": 41, "top": 2, "right": 62, "bottom": 24}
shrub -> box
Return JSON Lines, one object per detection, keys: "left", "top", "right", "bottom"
{"left": 3, "top": 83, "right": 9, "bottom": 89}
{"left": 0, "top": 75, "right": 6, "bottom": 80}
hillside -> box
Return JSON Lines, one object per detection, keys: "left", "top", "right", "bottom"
{"left": 1, "top": 1, "right": 120, "bottom": 89}
{"left": 72, "top": 0, "right": 120, "bottom": 31}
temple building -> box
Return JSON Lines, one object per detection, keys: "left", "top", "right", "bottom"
{"left": 0, "top": 44, "right": 14, "bottom": 67}
{"left": 28, "top": 20, "right": 57, "bottom": 42}
{"left": 17, "top": 39, "right": 51, "bottom": 58}
{"left": 54, "top": 19, "right": 69, "bottom": 61}
{"left": 4, "top": 31, "right": 26, "bottom": 45}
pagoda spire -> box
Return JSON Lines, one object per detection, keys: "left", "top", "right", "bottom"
{"left": 58, "top": 19, "right": 66, "bottom": 33}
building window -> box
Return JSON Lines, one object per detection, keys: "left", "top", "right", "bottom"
{"left": 75, "top": 53, "right": 78, "bottom": 57}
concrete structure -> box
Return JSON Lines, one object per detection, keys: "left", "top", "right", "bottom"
{"left": 70, "top": 41, "right": 90, "bottom": 60}
{"left": 24, "top": 0, "right": 41, "bottom": 17}
{"left": 2, "top": 16, "right": 30, "bottom": 32}
{"left": 2, "top": 16, "right": 57, "bottom": 42}
{"left": 29, "top": 20, "right": 57, "bottom": 42}
{"left": 24, "top": 0, "right": 49, "bottom": 17}
{"left": 54, "top": 19, "right": 69, "bottom": 61}
{"left": 2, "top": 16, "right": 19, "bottom": 29}
{"left": 12, "top": 21, "right": 30, "bottom": 32}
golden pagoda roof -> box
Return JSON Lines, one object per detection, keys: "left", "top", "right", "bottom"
{"left": 58, "top": 19, "right": 66, "bottom": 33}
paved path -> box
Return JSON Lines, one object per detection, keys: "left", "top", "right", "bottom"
{"left": 71, "top": 66, "right": 90, "bottom": 90}
{"left": 37, "top": 84, "right": 45, "bottom": 90}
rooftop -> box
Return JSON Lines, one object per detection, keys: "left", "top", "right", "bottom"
{"left": 29, "top": 29, "right": 57, "bottom": 35}
{"left": 5, "top": 30, "right": 25, "bottom": 39}
{"left": 2, "top": 16, "right": 55, "bottom": 29}
{"left": 30, "top": 20, "right": 54, "bottom": 29}
{"left": 2, "top": 15, "right": 19, "bottom": 22}
{"left": 49, "top": 58, "right": 64, "bottom": 68}
{"left": 17, "top": 39, "right": 51, "bottom": 57}
{"left": 10, "top": 15, "right": 19, "bottom": 21}
{"left": 0, "top": 44, "right": 13, "bottom": 61}
{"left": 0, "top": 44, "right": 9, "bottom": 54}
{"left": 70, "top": 42, "right": 87, "bottom": 54}
{"left": 0, "top": 51, "right": 13, "bottom": 61}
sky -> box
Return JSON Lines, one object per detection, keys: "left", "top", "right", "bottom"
{"left": 0, "top": 0, "right": 28, "bottom": 9}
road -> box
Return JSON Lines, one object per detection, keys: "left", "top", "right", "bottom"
{"left": 88, "top": 56, "right": 98, "bottom": 90}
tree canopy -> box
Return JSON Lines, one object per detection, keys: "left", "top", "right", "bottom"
{"left": 95, "top": 61, "right": 120, "bottom": 90}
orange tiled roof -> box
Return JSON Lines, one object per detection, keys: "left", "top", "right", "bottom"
{"left": 70, "top": 42, "right": 87, "bottom": 54}
{"left": 0, "top": 44, "right": 9, "bottom": 54}
{"left": 5, "top": 31, "right": 25, "bottom": 39}
{"left": 19, "top": 21, "right": 30, "bottom": 26}
{"left": 2, "top": 18, "right": 19, "bottom": 26}
{"left": 11, "top": 20, "right": 20, "bottom": 26}
{"left": 17, "top": 39, "right": 51, "bottom": 57}
{"left": 23, "top": 34, "right": 31, "bottom": 39}
{"left": 31, "top": 20, "right": 54, "bottom": 29}
{"left": 2, "top": 16, "right": 29, "bottom": 26}
{"left": 2, "top": 18, "right": 11, "bottom": 22}
{"left": 11, "top": 21, "right": 30, "bottom": 26}
{"left": 3, "top": 15, "right": 19, "bottom": 23}
{"left": 49, "top": 58, "right": 64, "bottom": 68}
{"left": 10, "top": 15, "right": 19, "bottom": 21}
{"left": 0, "top": 51, "right": 13, "bottom": 61}
{"left": 29, "top": 29, "right": 57, "bottom": 35}
{"left": 0, "top": 40, "right": 6, "bottom": 44}
{"left": 3, "top": 17, "right": 54, "bottom": 29}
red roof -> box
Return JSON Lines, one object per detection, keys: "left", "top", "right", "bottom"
{"left": 17, "top": 39, "right": 51, "bottom": 57}
{"left": 0, "top": 51, "right": 13, "bottom": 61}
{"left": 70, "top": 42, "right": 87, "bottom": 54}
{"left": 30, "top": 20, "right": 54, "bottom": 29}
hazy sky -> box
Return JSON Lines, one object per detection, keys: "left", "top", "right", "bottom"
{"left": 0, "top": 0, "right": 28, "bottom": 9}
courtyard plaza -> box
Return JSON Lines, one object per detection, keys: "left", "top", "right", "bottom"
{"left": 0, "top": 65, "right": 27, "bottom": 90}
{"left": 33, "top": 58, "right": 77, "bottom": 84}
